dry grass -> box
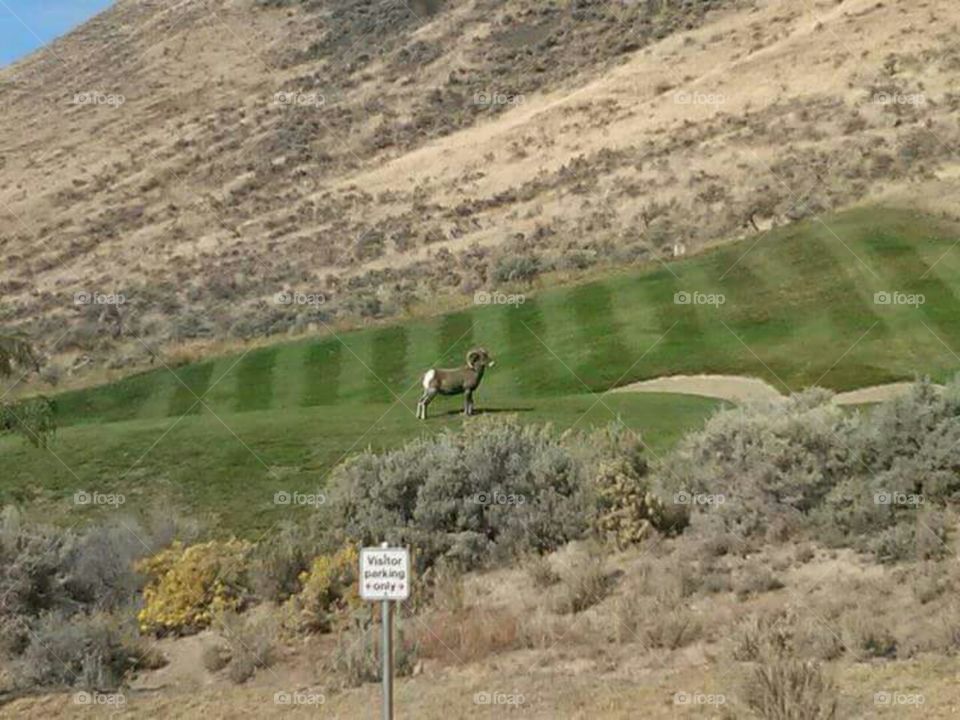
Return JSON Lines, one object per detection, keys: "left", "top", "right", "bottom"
{"left": 740, "top": 656, "right": 839, "bottom": 720}
{"left": 416, "top": 608, "right": 522, "bottom": 665}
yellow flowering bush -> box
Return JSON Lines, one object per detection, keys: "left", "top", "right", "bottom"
{"left": 289, "top": 545, "right": 360, "bottom": 633}
{"left": 592, "top": 458, "right": 667, "bottom": 548}
{"left": 136, "top": 539, "right": 252, "bottom": 636}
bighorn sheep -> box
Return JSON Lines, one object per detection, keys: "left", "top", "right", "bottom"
{"left": 417, "top": 348, "right": 495, "bottom": 420}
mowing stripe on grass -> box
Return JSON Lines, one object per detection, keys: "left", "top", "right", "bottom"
{"left": 566, "top": 282, "right": 632, "bottom": 390}
{"left": 135, "top": 369, "right": 181, "bottom": 421}
{"left": 500, "top": 297, "right": 570, "bottom": 397}
{"left": 715, "top": 243, "right": 822, "bottom": 385}
{"left": 916, "top": 232, "right": 960, "bottom": 289}
{"left": 54, "top": 369, "right": 164, "bottom": 426}
{"left": 325, "top": 331, "right": 376, "bottom": 404}
{"left": 201, "top": 355, "right": 243, "bottom": 414}
{"left": 468, "top": 301, "right": 516, "bottom": 398}
{"left": 437, "top": 311, "right": 475, "bottom": 366}
{"left": 402, "top": 321, "right": 440, "bottom": 395}
{"left": 676, "top": 258, "right": 743, "bottom": 369}
{"left": 167, "top": 362, "right": 216, "bottom": 417}
{"left": 604, "top": 272, "right": 666, "bottom": 371}
{"left": 858, "top": 229, "right": 960, "bottom": 373}
{"left": 864, "top": 230, "right": 960, "bottom": 335}
{"left": 797, "top": 232, "right": 887, "bottom": 337}
{"left": 644, "top": 267, "right": 716, "bottom": 377}
{"left": 365, "top": 325, "right": 410, "bottom": 403}
{"left": 233, "top": 347, "right": 279, "bottom": 412}
{"left": 270, "top": 343, "right": 313, "bottom": 410}
{"left": 300, "top": 340, "right": 342, "bottom": 407}
{"left": 792, "top": 228, "right": 907, "bottom": 388}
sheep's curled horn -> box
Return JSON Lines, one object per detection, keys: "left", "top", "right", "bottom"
{"left": 466, "top": 348, "right": 483, "bottom": 368}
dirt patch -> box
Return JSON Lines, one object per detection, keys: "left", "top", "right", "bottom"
{"left": 613, "top": 375, "right": 937, "bottom": 406}
{"left": 612, "top": 374, "right": 783, "bottom": 405}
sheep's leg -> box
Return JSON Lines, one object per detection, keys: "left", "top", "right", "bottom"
{"left": 464, "top": 390, "right": 474, "bottom": 416}
{"left": 418, "top": 389, "right": 437, "bottom": 420}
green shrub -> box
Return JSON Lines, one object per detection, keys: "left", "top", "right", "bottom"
{"left": 816, "top": 378, "right": 960, "bottom": 558}
{"left": 0, "top": 509, "right": 156, "bottom": 660}
{"left": 327, "top": 618, "right": 418, "bottom": 688}
{"left": 323, "top": 416, "right": 591, "bottom": 574}
{"left": 0, "top": 396, "right": 56, "bottom": 447}
{"left": 0, "top": 515, "right": 74, "bottom": 654}
{"left": 14, "top": 611, "right": 161, "bottom": 690}
{"left": 574, "top": 422, "right": 684, "bottom": 546}
{"left": 63, "top": 521, "right": 149, "bottom": 612}
{"left": 490, "top": 254, "right": 541, "bottom": 284}
{"left": 658, "top": 390, "right": 858, "bottom": 539}
{"left": 658, "top": 379, "right": 960, "bottom": 559}
{"left": 249, "top": 523, "right": 314, "bottom": 603}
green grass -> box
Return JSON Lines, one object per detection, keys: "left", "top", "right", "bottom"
{"left": 0, "top": 393, "right": 722, "bottom": 535}
{"left": 5, "top": 206, "right": 960, "bottom": 534}
{"left": 51, "top": 207, "right": 960, "bottom": 428}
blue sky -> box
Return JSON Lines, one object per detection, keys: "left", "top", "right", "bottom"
{"left": 0, "top": 0, "right": 114, "bottom": 67}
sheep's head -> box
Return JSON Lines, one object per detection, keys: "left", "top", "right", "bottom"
{"left": 466, "top": 347, "right": 495, "bottom": 369}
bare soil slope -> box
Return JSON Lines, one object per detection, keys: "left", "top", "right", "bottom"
{"left": 2, "top": 0, "right": 959, "bottom": 376}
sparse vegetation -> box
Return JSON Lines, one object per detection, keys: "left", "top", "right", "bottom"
{"left": 7, "top": 0, "right": 960, "bottom": 713}
{"left": 3, "top": 380, "right": 960, "bottom": 713}
{"left": 213, "top": 609, "right": 278, "bottom": 684}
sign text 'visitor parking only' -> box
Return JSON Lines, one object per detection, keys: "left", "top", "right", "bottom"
{"left": 360, "top": 546, "right": 410, "bottom": 601}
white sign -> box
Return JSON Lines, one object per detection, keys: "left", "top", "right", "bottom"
{"left": 360, "top": 547, "right": 410, "bottom": 601}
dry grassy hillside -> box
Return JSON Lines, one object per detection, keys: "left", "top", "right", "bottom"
{"left": 1, "top": 0, "right": 958, "bottom": 378}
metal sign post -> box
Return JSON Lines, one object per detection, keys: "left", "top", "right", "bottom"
{"left": 381, "top": 592, "right": 393, "bottom": 720}
{"left": 360, "top": 543, "right": 411, "bottom": 720}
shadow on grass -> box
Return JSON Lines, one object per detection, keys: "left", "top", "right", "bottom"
{"left": 431, "top": 406, "right": 536, "bottom": 417}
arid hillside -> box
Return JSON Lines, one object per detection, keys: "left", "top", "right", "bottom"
{"left": 1, "top": 0, "right": 958, "bottom": 379}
